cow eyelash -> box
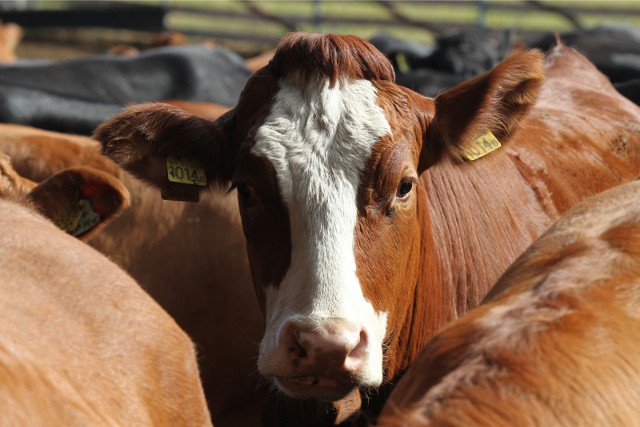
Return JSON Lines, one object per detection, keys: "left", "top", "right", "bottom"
{"left": 229, "top": 182, "right": 253, "bottom": 200}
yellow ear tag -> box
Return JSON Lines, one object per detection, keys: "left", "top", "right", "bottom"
{"left": 395, "top": 52, "right": 411, "bottom": 73}
{"left": 166, "top": 155, "right": 207, "bottom": 186}
{"left": 56, "top": 199, "right": 101, "bottom": 237}
{"left": 463, "top": 131, "right": 502, "bottom": 161}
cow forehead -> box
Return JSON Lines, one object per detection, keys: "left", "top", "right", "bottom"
{"left": 249, "top": 75, "right": 391, "bottom": 311}
{"left": 251, "top": 75, "right": 391, "bottom": 205}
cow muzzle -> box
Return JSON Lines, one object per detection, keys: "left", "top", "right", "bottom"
{"left": 259, "top": 316, "right": 381, "bottom": 401}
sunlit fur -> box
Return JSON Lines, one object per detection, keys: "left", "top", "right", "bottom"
{"left": 378, "top": 180, "right": 640, "bottom": 426}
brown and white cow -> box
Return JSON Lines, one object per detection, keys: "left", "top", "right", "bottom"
{"left": 0, "top": 124, "right": 264, "bottom": 427}
{"left": 94, "top": 33, "right": 640, "bottom": 423}
{"left": 0, "top": 153, "right": 212, "bottom": 426}
{"left": 377, "top": 179, "right": 640, "bottom": 426}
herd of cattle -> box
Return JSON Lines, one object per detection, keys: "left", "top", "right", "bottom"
{"left": 1, "top": 19, "right": 640, "bottom": 427}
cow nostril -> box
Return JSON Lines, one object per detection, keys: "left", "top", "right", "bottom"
{"left": 290, "top": 345, "right": 306, "bottom": 358}
{"left": 344, "top": 330, "right": 368, "bottom": 371}
{"left": 289, "top": 331, "right": 308, "bottom": 359}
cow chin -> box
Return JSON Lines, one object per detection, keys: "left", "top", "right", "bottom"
{"left": 273, "top": 374, "right": 361, "bottom": 402}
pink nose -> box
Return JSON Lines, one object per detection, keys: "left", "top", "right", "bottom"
{"left": 281, "top": 319, "right": 368, "bottom": 374}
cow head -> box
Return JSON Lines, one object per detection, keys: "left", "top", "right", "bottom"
{"left": 94, "top": 33, "right": 543, "bottom": 402}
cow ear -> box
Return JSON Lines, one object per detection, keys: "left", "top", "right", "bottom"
{"left": 93, "top": 102, "right": 237, "bottom": 202}
{"left": 28, "top": 167, "right": 130, "bottom": 242}
{"left": 418, "top": 49, "right": 544, "bottom": 172}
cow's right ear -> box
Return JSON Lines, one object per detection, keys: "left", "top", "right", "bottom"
{"left": 93, "top": 102, "right": 237, "bottom": 202}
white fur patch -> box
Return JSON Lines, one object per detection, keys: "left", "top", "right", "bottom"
{"left": 252, "top": 75, "right": 390, "bottom": 386}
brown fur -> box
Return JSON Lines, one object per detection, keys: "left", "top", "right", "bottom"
{"left": 163, "top": 99, "right": 232, "bottom": 119}
{"left": 270, "top": 32, "right": 395, "bottom": 87}
{"left": 233, "top": 147, "right": 292, "bottom": 301}
{"left": 378, "top": 180, "right": 640, "bottom": 426}
{"left": 93, "top": 33, "right": 640, "bottom": 425}
{"left": 0, "top": 22, "right": 21, "bottom": 63}
{"left": 0, "top": 124, "right": 264, "bottom": 427}
{"left": 0, "top": 160, "right": 211, "bottom": 426}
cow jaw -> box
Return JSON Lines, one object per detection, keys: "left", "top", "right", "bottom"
{"left": 252, "top": 74, "right": 390, "bottom": 400}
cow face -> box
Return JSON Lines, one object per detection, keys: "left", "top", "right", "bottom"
{"left": 235, "top": 75, "right": 421, "bottom": 401}
{"left": 95, "top": 32, "right": 543, "bottom": 402}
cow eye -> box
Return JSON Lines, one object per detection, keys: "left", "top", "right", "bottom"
{"left": 235, "top": 183, "right": 253, "bottom": 201}
{"left": 396, "top": 178, "right": 413, "bottom": 199}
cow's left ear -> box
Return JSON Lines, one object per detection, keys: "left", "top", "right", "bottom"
{"left": 28, "top": 167, "right": 130, "bottom": 242}
{"left": 418, "top": 50, "right": 544, "bottom": 172}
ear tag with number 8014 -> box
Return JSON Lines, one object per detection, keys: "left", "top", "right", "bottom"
{"left": 463, "top": 131, "right": 502, "bottom": 161}
{"left": 166, "top": 155, "right": 207, "bottom": 186}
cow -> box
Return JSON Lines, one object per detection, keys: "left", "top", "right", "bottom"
{"left": 0, "top": 44, "right": 251, "bottom": 135}
{"left": 0, "top": 123, "right": 264, "bottom": 427}
{"left": 0, "top": 152, "right": 212, "bottom": 426}
{"left": 529, "top": 24, "right": 640, "bottom": 84}
{"left": 377, "top": 179, "right": 640, "bottom": 426}
{"left": 94, "top": 33, "right": 640, "bottom": 424}
{"left": 371, "top": 29, "right": 516, "bottom": 97}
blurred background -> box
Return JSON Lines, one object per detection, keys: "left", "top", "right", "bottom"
{"left": 1, "top": 0, "right": 639, "bottom": 60}
{"left": 0, "top": 0, "right": 639, "bottom": 135}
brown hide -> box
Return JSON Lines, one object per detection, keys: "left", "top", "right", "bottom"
{"left": 163, "top": 99, "right": 232, "bottom": 120}
{"left": 416, "top": 39, "right": 640, "bottom": 332}
{"left": 0, "top": 171, "right": 210, "bottom": 426}
{"left": 0, "top": 124, "right": 264, "bottom": 427}
{"left": 378, "top": 180, "right": 640, "bottom": 426}
{"left": 0, "top": 22, "right": 21, "bottom": 63}
{"left": 93, "top": 34, "right": 640, "bottom": 425}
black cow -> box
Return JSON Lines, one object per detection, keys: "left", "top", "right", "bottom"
{"left": 0, "top": 44, "right": 251, "bottom": 135}
{"left": 615, "top": 78, "right": 640, "bottom": 106}
{"left": 529, "top": 24, "right": 640, "bottom": 84}
{"left": 371, "top": 28, "right": 516, "bottom": 97}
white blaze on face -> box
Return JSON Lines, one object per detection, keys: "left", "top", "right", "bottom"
{"left": 252, "top": 75, "right": 390, "bottom": 385}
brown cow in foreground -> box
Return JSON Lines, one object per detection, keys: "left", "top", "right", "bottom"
{"left": 0, "top": 153, "right": 212, "bottom": 426}
{"left": 378, "top": 179, "right": 640, "bottom": 426}
{"left": 0, "top": 124, "right": 264, "bottom": 427}
{"left": 95, "top": 32, "right": 640, "bottom": 425}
